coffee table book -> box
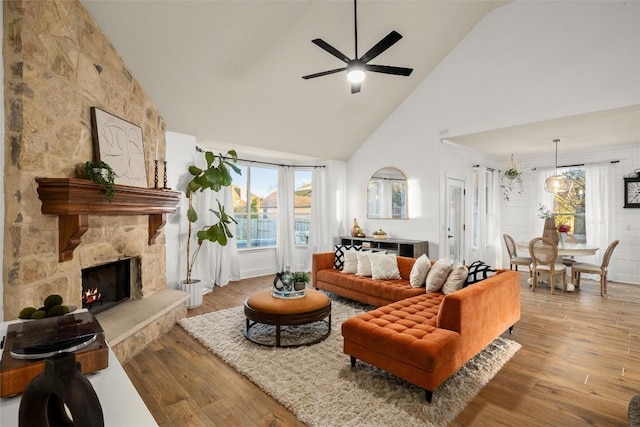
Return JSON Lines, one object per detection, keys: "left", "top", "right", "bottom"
{"left": 0, "top": 311, "right": 108, "bottom": 397}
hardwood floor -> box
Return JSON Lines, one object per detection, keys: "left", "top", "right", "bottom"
{"left": 124, "top": 274, "right": 639, "bottom": 426}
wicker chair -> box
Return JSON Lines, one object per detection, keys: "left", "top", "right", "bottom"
{"left": 571, "top": 240, "right": 619, "bottom": 296}
{"left": 503, "top": 234, "right": 532, "bottom": 272}
{"left": 529, "top": 237, "right": 567, "bottom": 294}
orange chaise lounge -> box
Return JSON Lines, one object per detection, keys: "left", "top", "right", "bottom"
{"left": 312, "top": 252, "right": 521, "bottom": 402}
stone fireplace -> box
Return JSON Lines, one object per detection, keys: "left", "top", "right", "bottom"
{"left": 3, "top": 0, "right": 189, "bottom": 362}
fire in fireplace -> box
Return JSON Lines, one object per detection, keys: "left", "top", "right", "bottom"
{"left": 81, "top": 258, "right": 135, "bottom": 314}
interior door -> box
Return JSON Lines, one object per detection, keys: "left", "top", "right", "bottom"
{"left": 446, "top": 177, "right": 465, "bottom": 264}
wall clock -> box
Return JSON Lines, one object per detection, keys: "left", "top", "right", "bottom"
{"left": 624, "top": 176, "right": 640, "bottom": 208}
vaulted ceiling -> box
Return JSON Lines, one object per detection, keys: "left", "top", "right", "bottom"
{"left": 81, "top": 0, "right": 507, "bottom": 161}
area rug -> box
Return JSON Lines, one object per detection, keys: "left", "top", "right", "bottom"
{"left": 179, "top": 296, "right": 521, "bottom": 427}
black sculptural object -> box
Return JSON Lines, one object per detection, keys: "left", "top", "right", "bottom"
{"left": 19, "top": 352, "right": 104, "bottom": 427}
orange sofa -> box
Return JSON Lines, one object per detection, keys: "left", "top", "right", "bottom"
{"left": 312, "top": 252, "right": 426, "bottom": 306}
{"left": 312, "top": 252, "right": 521, "bottom": 402}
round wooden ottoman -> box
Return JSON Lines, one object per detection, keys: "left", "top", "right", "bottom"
{"left": 243, "top": 289, "right": 331, "bottom": 347}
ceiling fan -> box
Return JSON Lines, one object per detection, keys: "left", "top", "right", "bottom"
{"left": 302, "top": 0, "right": 413, "bottom": 94}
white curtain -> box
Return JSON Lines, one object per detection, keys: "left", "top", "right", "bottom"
{"left": 488, "top": 169, "right": 502, "bottom": 268}
{"left": 535, "top": 168, "right": 555, "bottom": 236}
{"left": 191, "top": 174, "right": 240, "bottom": 290}
{"left": 585, "top": 163, "right": 611, "bottom": 265}
{"left": 277, "top": 166, "right": 296, "bottom": 270}
{"left": 304, "top": 167, "right": 330, "bottom": 271}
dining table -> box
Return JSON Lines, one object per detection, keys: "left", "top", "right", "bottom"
{"left": 516, "top": 241, "right": 599, "bottom": 257}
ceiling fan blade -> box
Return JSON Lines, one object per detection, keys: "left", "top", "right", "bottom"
{"left": 302, "top": 67, "right": 347, "bottom": 80}
{"left": 351, "top": 82, "right": 361, "bottom": 94}
{"left": 312, "top": 39, "right": 351, "bottom": 63}
{"left": 359, "top": 31, "right": 403, "bottom": 63}
{"left": 365, "top": 64, "right": 413, "bottom": 76}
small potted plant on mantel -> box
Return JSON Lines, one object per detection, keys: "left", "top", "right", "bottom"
{"left": 181, "top": 149, "right": 241, "bottom": 308}
{"left": 83, "top": 160, "right": 116, "bottom": 202}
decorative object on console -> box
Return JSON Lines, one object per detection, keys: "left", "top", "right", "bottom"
{"left": 372, "top": 229, "right": 387, "bottom": 239}
{"left": 90, "top": 107, "right": 147, "bottom": 188}
{"left": 350, "top": 218, "right": 364, "bottom": 237}
{"left": 623, "top": 170, "right": 640, "bottom": 208}
{"left": 544, "top": 139, "right": 570, "bottom": 193}
{"left": 83, "top": 160, "right": 116, "bottom": 202}
{"left": 19, "top": 352, "right": 104, "bottom": 427}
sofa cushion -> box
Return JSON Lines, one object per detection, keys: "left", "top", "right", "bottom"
{"left": 334, "top": 245, "right": 361, "bottom": 270}
{"left": 356, "top": 251, "right": 374, "bottom": 277}
{"left": 409, "top": 254, "right": 431, "bottom": 288}
{"left": 341, "top": 249, "right": 359, "bottom": 274}
{"left": 442, "top": 262, "right": 468, "bottom": 295}
{"left": 316, "top": 269, "right": 426, "bottom": 302}
{"left": 465, "top": 261, "right": 497, "bottom": 286}
{"left": 425, "top": 258, "right": 452, "bottom": 292}
{"left": 370, "top": 253, "right": 401, "bottom": 280}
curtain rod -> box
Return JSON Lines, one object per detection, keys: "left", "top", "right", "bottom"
{"left": 531, "top": 160, "right": 619, "bottom": 170}
{"left": 196, "top": 146, "right": 325, "bottom": 169}
{"left": 473, "top": 165, "right": 496, "bottom": 172}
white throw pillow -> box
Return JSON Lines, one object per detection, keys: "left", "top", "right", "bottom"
{"left": 425, "top": 258, "right": 452, "bottom": 292}
{"left": 370, "top": 253, "right": 401, "bottom": 280}
{"left": 442, "top": 262, "right": 469, "bottom": 295}
{"left": 341, "top": 249, "right": 359, "bottom": 274}
{"left": 409, "top": 254, "right": 431, "bottom": 287}
{"left": 356, "top": 251, "right": 373, "bottom": 277}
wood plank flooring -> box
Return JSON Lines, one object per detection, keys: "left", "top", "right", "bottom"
{"left": 123, "top": 274, "right": 639, "bottom": 426}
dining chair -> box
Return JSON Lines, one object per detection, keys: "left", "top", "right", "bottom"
{"left": 503, "top": 234, "right": 532, "bottom": 271}
{"left": 529, "top": 237, "right": 567, "bottom": 294}
{"left": 571, "top": 240, "right": 619, "bottom": 296}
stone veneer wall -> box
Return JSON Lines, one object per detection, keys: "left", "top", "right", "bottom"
{"left": 3, "top": 0, "right": 168, "bottom": 320}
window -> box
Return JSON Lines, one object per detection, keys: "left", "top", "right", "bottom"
{"left": 294, "top": 170, "right": 312, "bottom": 246}
{"left": 232, "top": 165, "right": 278, "bottom": 249}
{"left": 552, "top": 167, "right": 586, "bottom": 242}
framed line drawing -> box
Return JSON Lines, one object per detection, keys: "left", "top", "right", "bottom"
{"left": 90, "top": 107, "right": 147, "bottom": 187}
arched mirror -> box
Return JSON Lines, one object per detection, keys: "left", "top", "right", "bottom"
{"left": 367, "top": 167, "right": 408, "bottom": 219}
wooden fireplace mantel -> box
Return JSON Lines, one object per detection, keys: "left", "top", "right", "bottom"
{"left": 36, "top": 178, "right": 181, "bottom": 261}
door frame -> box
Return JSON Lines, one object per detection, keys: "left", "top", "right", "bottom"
{"left": 444, "top": 176, "right": 466, "bottom": 264}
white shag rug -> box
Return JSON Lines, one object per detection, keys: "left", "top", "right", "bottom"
{"left": 179, "top": 297, "right": 521, "bottom": 427}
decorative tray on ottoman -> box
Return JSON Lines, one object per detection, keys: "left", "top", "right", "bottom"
{"left": 271, "top": 288, "right": 306, "bottom": 299}
{"left": 0, "top": 311, "right": 108, "bottom": 397}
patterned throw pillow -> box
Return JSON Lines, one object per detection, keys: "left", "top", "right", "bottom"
{"left": 442, "top": 262, "right": 469, "bottom": 295}
{"left": 409, "top": 254, "right": 431, "bottom": 287}
{"left": 465, "top": 260, "right": 497, "bottom": 286}
{"left": 370, "top": 253, "right": 401, "bottom": 280}
{"left": 425, "top": 258, "right": 452, "bottom": 292}
{"left": 334, "top": 245, "right": 361, "bottom": 270}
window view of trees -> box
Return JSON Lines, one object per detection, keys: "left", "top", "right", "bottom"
{"left": 553, "top": 167, "right": 586, "bottom": 242}
{"left": 231, "top": 165, "right": 312, "bottom": 248}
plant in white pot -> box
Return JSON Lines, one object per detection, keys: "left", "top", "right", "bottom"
{"left": 181, "top": 150, "right": 240, "bottom": 307}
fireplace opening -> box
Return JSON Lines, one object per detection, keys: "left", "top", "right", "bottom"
{"left": 82, "top": 258, "right": 132, "bottom": 314}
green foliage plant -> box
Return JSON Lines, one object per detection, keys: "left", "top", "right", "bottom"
{"left": 84, "top": 161, "right": 116, "bottom": 202}
{"left": 184, "top": 150, "right": 241, "bottom": 284}
{"left": 292, "top": 271, "right": 310, "bottom": 283}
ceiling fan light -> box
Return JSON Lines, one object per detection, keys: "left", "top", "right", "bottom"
{"left": 545, "top": 175, "right": 570, "bottom": 193}
{"left": 347, "top": 68, "right": 365, "bottom": 83}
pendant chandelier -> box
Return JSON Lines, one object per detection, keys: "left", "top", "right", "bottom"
{"left": 544, "top": 138, "right": 570, "bottom": 193}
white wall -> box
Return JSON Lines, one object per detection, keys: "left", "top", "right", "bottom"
{"left": 346, "top": 0, "right": 639, "bottom": 272}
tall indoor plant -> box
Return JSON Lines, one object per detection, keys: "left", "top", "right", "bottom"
{"left": 183, "top": 149, "right": 240, "bottom": 285}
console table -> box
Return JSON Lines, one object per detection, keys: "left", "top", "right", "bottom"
{"left": 338, "top": 236, "right": 428, "bottom": 258}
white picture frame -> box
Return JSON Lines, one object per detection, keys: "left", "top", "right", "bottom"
{"left": 90, "top": 107, "right": 147, "bottom": 187}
